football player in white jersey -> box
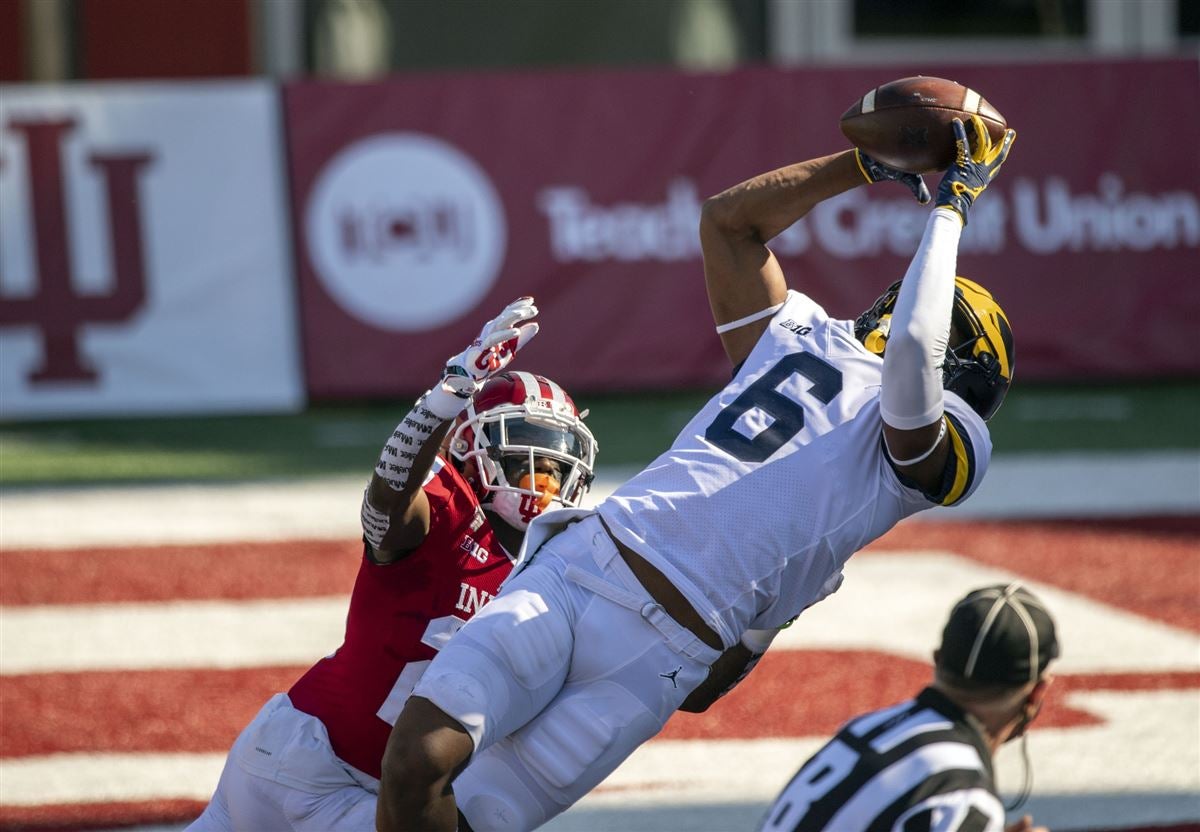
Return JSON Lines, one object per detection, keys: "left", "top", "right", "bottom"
{"left": 377, "top": 116, "right": 1018, "bottom": 832}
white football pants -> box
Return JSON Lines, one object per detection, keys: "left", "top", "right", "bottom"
{"left": 186, "top": 694, "right": 379, "bottom": 832}
{"left": 414, "top": 513, "right": 722, "bottom": 831}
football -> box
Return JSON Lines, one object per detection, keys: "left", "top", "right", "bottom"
{"left": 840, "top": 76, "right": 1007, "bottom": 174}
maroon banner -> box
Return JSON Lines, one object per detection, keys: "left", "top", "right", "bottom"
{"left": 282, "top": 59, "right": 1200, "bottom": 399}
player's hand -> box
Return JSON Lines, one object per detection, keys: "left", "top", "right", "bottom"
{"left": 1005, "top": 815, "right": 1048, "bottom": 832}
{"left": 442, "top": 297, "right": 539, "bottom": 398}
{"left": 855, "top": 148, "right": 931, "bottom": 204}
{"left": 935, "top": 115, "right": 1017, "bottom": 225}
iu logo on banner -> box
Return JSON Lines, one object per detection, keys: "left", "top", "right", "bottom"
{"left": 0, "top": 116, "right": 153, "bottom": 385}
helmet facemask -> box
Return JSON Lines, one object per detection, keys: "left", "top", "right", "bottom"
{"left": 450, "top": 399, "right": 597, "bottom": 530}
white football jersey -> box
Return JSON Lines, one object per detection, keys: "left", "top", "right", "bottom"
{"left": 596, "top": 290, "right": 990, "bottom": 647}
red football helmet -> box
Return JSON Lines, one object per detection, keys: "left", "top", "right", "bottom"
{"left": 448, "top": 370, "right": 598, "bottom": 530}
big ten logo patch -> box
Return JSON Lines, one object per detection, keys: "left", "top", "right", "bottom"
{"left": 304, "top": 133, "right": 507, "bottom": 332}
{"left": 459, "top": 534, "right": 490, "bottom": 564}
{"left": 0, "top": 117, "right": 153, "bottom": 384}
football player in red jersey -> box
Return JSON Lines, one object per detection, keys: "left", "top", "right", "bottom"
{"left": 187, "top": 297, "right": 597, "bottom": 832}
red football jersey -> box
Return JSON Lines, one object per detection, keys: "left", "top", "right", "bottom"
{"left": 288, "top": 457, "right": 514, "bottom": 779}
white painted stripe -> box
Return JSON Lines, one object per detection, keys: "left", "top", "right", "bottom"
{"left": 2, "top": 552, "right": 1195, "bottom": 675}
{"left": 861, "top": 89, "right": 876, "bottom": 114}
{"left": 6, "top": 690, "right": 1196, "bottom": 810}
{"left": 1, "top": 597, "right": 347, "bottom": 674}
{"left": 930, "top": 450, "right": 1200, "bottom": 519}
{"left": 589, "top": 691, "right": 1200, "bottom": 819}
{"left": 0, "top": 475, "right": 366, "bottom": 549}
{"left": 963, "top": 87, "right": 982, "bottom": 114}
{"left": 776, "top": 552, "right": 1200, "bottom": 674}
{"left": 1, "top": 453, "right": 1196, "bottom": 550}
{"left": 0, "top": 752, "right": 225, "bottom": 805}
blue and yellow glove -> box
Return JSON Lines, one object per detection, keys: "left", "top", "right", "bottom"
{"left": 936, "top": 116, "right": 1017, "bottom": 225}
{"left": 855, "top": 148, "right": 931, "bottom": 205}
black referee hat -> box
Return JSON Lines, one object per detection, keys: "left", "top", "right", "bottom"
{"left": 938, "top": 583, "right": 1059, "bottom": 684}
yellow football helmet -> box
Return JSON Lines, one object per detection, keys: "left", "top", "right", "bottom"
{"left": 855, "top": 276, "right": 1015, "bottom": 420}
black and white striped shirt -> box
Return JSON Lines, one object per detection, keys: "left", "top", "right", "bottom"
{"left": 759, "top": 688, "right": 1005, "bottom": 832}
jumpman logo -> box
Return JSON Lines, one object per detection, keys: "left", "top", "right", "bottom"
{"left": 660, "top": 666, "right": 683, "bottom": 688}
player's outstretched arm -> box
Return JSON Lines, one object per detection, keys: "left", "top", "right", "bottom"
{"left": 362, "top": 298, "right": 539, "bottom": 563}
{"left": 700, "top": 151, "right": 865, "bottom": 367}
{"left": 880, "top": 118, "right": 1015, "bottom": 491}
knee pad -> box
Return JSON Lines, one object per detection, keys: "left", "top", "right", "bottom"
{"left": 514, "top": 683, "right": 652, "bottom": 794}
{"left": 480, "top": 588, "right": 572, "bottom": 692}
{"left": 455, "top": 750, "right": 542, "bottom": 832}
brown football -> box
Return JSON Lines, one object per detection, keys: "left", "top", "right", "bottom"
{"left": 840, "top": 76, "right": 1007, "bottom": 174}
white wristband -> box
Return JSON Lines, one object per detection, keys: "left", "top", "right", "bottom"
{"left": 884, "top": 418, "right": 947, "bottom": 466}
{"left": 715, "top": 302, "right": 785, "bottom": 334}
{"left": 424, "top": 382, "right": 472, "bottom": 420}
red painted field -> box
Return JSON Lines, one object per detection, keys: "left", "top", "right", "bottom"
{"left": 2, "top": 517, "right": 1197, "bottom": 831}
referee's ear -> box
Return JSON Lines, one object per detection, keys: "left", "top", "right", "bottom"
{"left": 1017, "top": 675, "right": 1053, "bottom": 732}
{"left": 1028, "top": 675, "right": 1053, "bottom": 711}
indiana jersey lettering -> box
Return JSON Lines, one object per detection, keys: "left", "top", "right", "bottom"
{"left": 287, "top": 458, "right": 513, "bottom": 779}
{"left": 760, "top": 688, "right": 1005, "bottom": 832}
{"left": 597, "top": 291, "right": 990, "bottom": 645}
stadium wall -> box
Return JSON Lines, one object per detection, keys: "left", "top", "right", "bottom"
{"left": 1, "top": 58, "right": 1197, "bottom": 417}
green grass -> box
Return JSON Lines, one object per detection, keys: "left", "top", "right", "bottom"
{"left": 1, "top": 381, "right": 1195, "bottom": 487}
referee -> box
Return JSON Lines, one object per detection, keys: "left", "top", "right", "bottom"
{"left": 759, "top": 583, "right": 1059, "bottom": 832}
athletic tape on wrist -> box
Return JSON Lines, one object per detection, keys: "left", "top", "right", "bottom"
{"left": 375, "top": 389, "right": 456, "bottom": 492}
{"left": 361, "top": 488, "right": 389, "bottom": 549}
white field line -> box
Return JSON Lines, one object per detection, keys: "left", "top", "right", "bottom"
{"left": 0, "top": 752, "right": 227, "bottom": 805}
{"left": 780, "top": 552, "right": 1200, "bottom": 674}
{"left": 2, "top": 690, "right": 1197, "bottom": 822}
{"left": 3, "top": 553, "right": 1196, "bottom": 675}
{"left": 0, "top": 475, "right": 367, "bottom": 549}
{"left": 1, "top": 452, "right": 1197, "bottom": 551}
{"left": 928, "top": 450, "right": 1200, "bottom": 520}
{"left": 591, "top": 691, "right": 1200, "bottom": 801}
{"left": 1, "top": 597, "right": 347, "bottom": 674}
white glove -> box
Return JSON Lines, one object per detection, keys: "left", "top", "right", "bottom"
{"left": 442, "top": 296, "right": 540, "bottom": 398}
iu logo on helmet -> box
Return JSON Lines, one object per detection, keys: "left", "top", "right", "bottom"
{"left": 518, "top": 493, "right": 545, "bottom": 523}
{"left": 0, "top": 117, "right": 153, "bottom": 384}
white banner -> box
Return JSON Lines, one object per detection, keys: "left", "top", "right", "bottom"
{"left": 0, "top": 81, "right": 303, "bottom": 418}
